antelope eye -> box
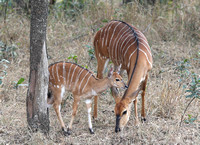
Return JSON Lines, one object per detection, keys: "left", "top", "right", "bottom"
{"left": 122, "top": 110, "right": 127, "bottom": 115}
{"left": 116, "top": 78, "right": 120, "bottom": 81}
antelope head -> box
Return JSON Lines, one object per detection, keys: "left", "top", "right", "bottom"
{"left": 108, "top": 67, "right": 127, "bottom": 89}
{"left": 114, "top": 88, "right": 141, "bottom": 132}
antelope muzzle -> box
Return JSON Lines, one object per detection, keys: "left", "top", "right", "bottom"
{"left": 115, "top": 115, "right": 121, "bottom": 133}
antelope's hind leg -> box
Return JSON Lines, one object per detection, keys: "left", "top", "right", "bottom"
{"left": 67, "top": 96, "right": 80, "bottom": 135}
{"left": 141, "top": 74, "right": 148, "bottom": 122}
{"left": 85, "top": 99, "right": 94, "bottom": 134}
{"left": 52, "top": 92, "right": 67, "bottom": 135}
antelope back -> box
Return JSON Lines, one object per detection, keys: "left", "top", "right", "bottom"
{"left": 48, "top": 62, "right": 96, "bottom": 95}
{"left": 94, "top": 20, "right": 152, "bottom": 70}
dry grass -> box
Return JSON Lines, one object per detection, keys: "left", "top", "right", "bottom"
{"left": 0, "top": 1, "right": 200, "bottom": 144}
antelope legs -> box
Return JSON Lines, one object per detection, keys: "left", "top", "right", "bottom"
{"left": 141, "top": 74, "right": 148, "bottom": 122}
{"left": 53, "top": 92, "right": 67, "bottom": 134}
{"left": 67, "top": 97, "right": 80, "bottom": 135}
{"left": 85, "top": 99, "right": 94, "bottom": 134}
{"left": 93, "top": 59, "right": 108, "bottom": 119}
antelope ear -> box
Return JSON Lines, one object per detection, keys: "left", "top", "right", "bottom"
{"left": 117, "top": 64, "right": 122, "bottom": 74}
{"left": 108, "top": 67, "right": 114, "bottom": 78}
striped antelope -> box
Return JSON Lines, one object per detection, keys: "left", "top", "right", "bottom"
{"left": 93, "top": 20, "right": 153, "bottom": 132}
{"left": 47, "top": 61, "right": 127, "bottom": 135}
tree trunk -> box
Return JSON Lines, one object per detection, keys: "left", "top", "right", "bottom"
{"left": 26, "top": 0, "right": 49, "bottom": 134}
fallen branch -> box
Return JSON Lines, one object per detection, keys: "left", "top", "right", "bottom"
{"left": 180, "top": 97, "right": 196, "bottom": 126}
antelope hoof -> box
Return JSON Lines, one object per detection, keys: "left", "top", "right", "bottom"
{"left": 92, "top": 115, "right": 98, "bottom": 121}
{"left": 67, "top": 128, "right": 72, "bottom": 135}
{"left": 62, "top": 128, "right": 70, "bottom": 136}
{"left": 134, "top": 119, "right": 140, "bottom": 126}
{"left": 89, "top": 128, "right": 94, "bottom": 134}
{"left": 141, "top": 117, "right": 146, "bottom": 122}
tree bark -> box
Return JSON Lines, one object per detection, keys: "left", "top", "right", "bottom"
{"left": 26, "top": 0, "right": 49, "bottom": 134}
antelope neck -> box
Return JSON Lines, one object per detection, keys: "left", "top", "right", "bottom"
{"left": 92, "top": 77, "right": 111, "bottom": 94}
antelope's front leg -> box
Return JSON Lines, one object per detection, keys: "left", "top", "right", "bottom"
{"left": 93, "top": 58, "right": 107, "bottom": 119}
{"left": 85, "top": 99, "right": 94, "bottom": 134}
{"left": 134, "top": 98, "right": 139, "bottom": 126}
{"left": 67, "top": 97, "right": 80, "bottom": 135}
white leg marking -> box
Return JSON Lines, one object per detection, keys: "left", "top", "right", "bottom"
{"left": 61, "top": 86, "right": 65, "bottom": 99}
{"left": 85, "top": 99, "right": 93, "bottom": 129}
{"left": 87, "top": 107, "right": 92, "bottom": 129}
{"left": 85, "top": 99, "right": 92, "bottom": 104}
{"left": 59, "top": 105, "right": 61, "bottom": 112}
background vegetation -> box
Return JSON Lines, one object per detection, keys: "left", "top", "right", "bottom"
{"left": 0, "top": 0, "right": 199, "bottom": 144}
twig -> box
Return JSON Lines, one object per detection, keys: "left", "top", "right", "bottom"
{"left": 142, "top": 23, "right": 151, "bottom": 34}
{"left": 180, "top": 97, "right": 196, "bottom": 126}
{"left": 4, "top": 0, "right": 8, "bottom": 24}
{"left": 3, "top": 0, "right": 13, "bottom": 44}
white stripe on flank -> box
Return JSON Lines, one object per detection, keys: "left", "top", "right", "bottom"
{"left": 102, "top": 24, "right": 109, "bottom": 48}
{"left": 49, "top": 69, "right": 52, "bottom": 80}
{"left": 73, "top": 69, "right": 84, "bottom": 91}
{"left": 119, "top": 32, "right": 132, "bottom": 62}
{"left": 137, "top": 37, "right": 152, "bottom": 56}
{"left": 56, "top": 63, "right": 60, "bottom": 82}
{"left": 135, "top": 31, "right": 151, "bottom": 51}
{"left": 67, "top": 64, "right": 73, "bottom": 88}
{"left": 123, "top": 38, "right": 137, "bottom": 58}
{"left": 127, "top": 49, "right": 152, "bottom": 68}
{"left": 127, "top": 48, "right": 137, "bottom": 68}
{"left": 139, "top": 49, "right": 152, "bottom": 68}
{"left": 112, "top": 25, "right": 127, "bottom": 64}
{"left": 52, "top": 64, "right": 55, "bottom": 80}
{"left": 115, "top": 26, "right": 130, "bottom": 64}
{"left": 100, "top": 29, "right": 103, "bottom": 40}
{"left": 63, "top": 62, "right": 66, "bottom": 86}
{"left": 82, "top": 74, "right": 92, "bottom": 92}
{"left": 110, "top": 22, "right": 122, "bottom": 58}
{"left": 105, "top": 21, "right": 115, "bottom": 47}
{"left": 102, "top": 37, "right": 104, "bottom": 48}
{"left": 69, "top": 65, "right": 78, "bottom": 89}
{"left": 78, "top": 71, "right": 89, "bottom": 94}
{"left": 109, "top": 22, "right": 122, "bottom": 58}
{"left": 120, "top": 32, "right": 132, "bottom": 52}
{"left": 121, "top": 34, "right": 134, "bottom": 53}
